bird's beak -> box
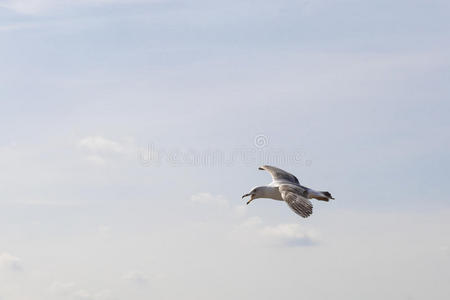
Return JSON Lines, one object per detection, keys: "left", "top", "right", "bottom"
{"left": 242, "top": 193, "right": 254, "bottom": 205}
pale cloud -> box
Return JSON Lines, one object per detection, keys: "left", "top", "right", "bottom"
{"left": 0, "top": 0, "right": 164, "bottom": 14}
{"left": 77, "top": 136, "right": 136, "bottom": 166}
{"left": 0, "top": 0, "right": 51, "bottom": 14}
{"left": 0, "top": 252, "right": 23, "bottom": 271}
{"left": 92, "top": 290, "right": 115, "bottom": 300}
{"left": 0, "top": 23, "right": 38, "bottom": 32}
{"left": 91, "top": 290, "right": 115, "bottom": 300}
{"left": 239, "top": 216, "right": 263, "bottom": 228}
{"left": 49, "top": 281, "right": 113, "bottom": 300}
{"left": 233, "top": 217, "right": 318, "bottom": 247}
{"left": 78, "top": 136, "right": 124, "bottom": 154}
{"left": 123, "top": 271, "right": 149, "bottom": 285}
{"left": 190, "top": 192, "right": 228, "bottom": 206}
{"left": 49, "top": 281, "right": 76, "bottom": 295}
{"left": 85, "top": 155, "right": 107, "bottom": 166}
{"left": 440, "top": 246, "right": 450, "bottom": 257}
{"left": 98, "top": 225, "right": 111, "bottom": 237}
{"left": 73, "top": 289, "right": 94, "bottom": 300}
{"left": 259, "top": 223, "right": 318, "bottom": 247}
{"left": 234, "top": 204, "right": 248, "bottom": 217}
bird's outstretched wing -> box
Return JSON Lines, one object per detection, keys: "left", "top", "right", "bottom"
{"left": 258, "top": 165, "right": 300, "bottom": 184}
{"left": 279, "top": 184, "right": 313, "bottom": 218}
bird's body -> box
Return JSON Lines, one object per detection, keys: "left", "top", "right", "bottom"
{"left": 242, "top": 165, "right": 334, "bottom": 218}
{"left": 251, "top": 185, "right": 284, "bottom": 201}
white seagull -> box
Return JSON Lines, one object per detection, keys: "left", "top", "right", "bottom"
{"left": 242, "top": 165, "right": 334, "bottom": 218}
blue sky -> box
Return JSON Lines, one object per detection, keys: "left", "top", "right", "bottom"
{"left": 1, "top": 1, "right": 450, "bottom": 299}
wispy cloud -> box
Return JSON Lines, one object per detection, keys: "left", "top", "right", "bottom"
{"left": 49, "top": 281, "right": 114, "bottom": 300}
{"left": 77, "top": 136, "right": 135, "bottom": 166}
{"left": 440, "top": 246, "right": 450, "bottom": 257}
{"left": 239, "top": 216, "right": 263, "bottom": 228}
{"left": 78, "top": 136, "right": 124, "bottom": 154}
{"left": 233, "top": 204, "right": 248, "bottom": 217}
{"left": 194, "top": 190, "right": 318, "bottom": 248}
{"left": 0, "top": 0, "right": 164, "bottom": 14}
{"left": 0, "top": 23, "right": 38, "bottom": 32}
{"left": 231, "top": 216, "right": 319, "bottom": 247}
{"left": 49, "top": 281, "right": 76, "bottom": 295}
{"left": 190, "top": 192, "right": 228, "bottom": 207}
{"left": 123, "top": 271, "right": 149, "bottom": 285}
{"left": 97, "top": 225, "right": 112, "bottom": 237}
{"left": 259, "top": 223, "right": 318, "bottom": 247}
{"left": 0, "top": 252, "right": 23, "bottom": 271}
{"left": 0, "top": 0, "right": 50, "bottom": 14}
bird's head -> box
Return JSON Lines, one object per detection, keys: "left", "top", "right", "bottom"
{"left": 242, "top": 186, "right": 264, "bottom": 205}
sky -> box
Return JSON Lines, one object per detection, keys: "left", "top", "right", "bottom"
{"left": 1, "top": 0, "right": 450, "bottom": 299}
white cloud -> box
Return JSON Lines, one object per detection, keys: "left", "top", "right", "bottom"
{"left": 0, "top": 0, "right": 51, "bottom": 14}
{"left": 440, "top": 246, "right": 450, "bottom": 257}
{"left": 234, "top": 204, "right": 248, "bottom": 217}
{"left": 259, "top": 223, "right": 318, "bottom": 247}
{"left": 0, "top": 23, "right": 38, "bottom": 31}
{"left": 240, "top": 216, "right": 262, "bottom": 228}
{"left": 49, "top": 282, "right": 113, "bottom": 300}
{"left": 77, "top": 136, "right": 136, "bottom": 166}
{"left": 78, "top": 136, "right": 124, "bottom": 154}
{"left": 85, "top": 155, "right": 107, "bottom": 166}
{"left": 0, "top": 0, "right": 164, "bottom": 14}
{"left": 232, "top": 217, "right": 317, "bottom": 247}
{"left": 49, "top": 281, "right": 76, "bottom": 296}
{"left": 92, "top": 290, "right": 115, "bottom": 300}
{"left": 98, "top": 225, "right": 111, "bottom": 237}
{"left": 0, "top": 252, "right": 23, "bottom": 271}
{"left": 190, "top": 192, "right": 228, "bottom": 206}
{"left": 123, "top": 271, "right": 149, "bottom": 285}
{"left": 73, "top": 289, "right": 94, "bottom": 300}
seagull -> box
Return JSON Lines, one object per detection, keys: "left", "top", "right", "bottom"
{"left": 242, "top": 165, "right": 334, "bottom": 218}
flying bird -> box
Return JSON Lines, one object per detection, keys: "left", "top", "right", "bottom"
{"left": 242, "top": 165, "right": 334, "bottom": 218}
